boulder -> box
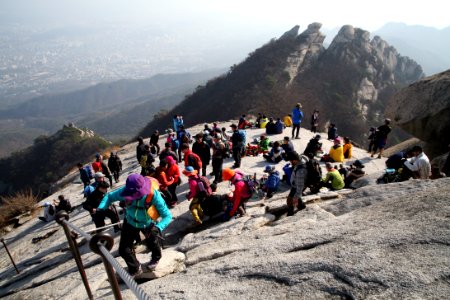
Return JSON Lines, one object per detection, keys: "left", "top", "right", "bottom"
{"left": 387, "top": 69, "right": 450, "bottom": 157}
{"left": 135, "top": 249, "right": 185, "bottom": 280}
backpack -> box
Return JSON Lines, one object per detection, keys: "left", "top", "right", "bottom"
{"left": 84, "top": 166, "right": 94, "bottom": 179}
{"left": 143, "top": 177, "right": 161, "bottom": 221}
{"left": 235, "top": 171, "right": 257, "bottom": 197}
{"left": 195, "top": 176, "right": 212, "bottom": 198}
{"left": 237, "top": 130, "right": 246, "bottom": 143}
{"left": 306, "top": 159, "right": 322, "bottom": 181}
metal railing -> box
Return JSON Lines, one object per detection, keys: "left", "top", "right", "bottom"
{"left": 55, "top": 211, "right": 151, "bottom": 300}
{"left": 1, "top": 237, "right": 20, "bottom": 274}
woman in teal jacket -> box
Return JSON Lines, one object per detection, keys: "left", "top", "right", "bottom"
{"left": 98, "top": 174, "right": 172, "bottom": 276}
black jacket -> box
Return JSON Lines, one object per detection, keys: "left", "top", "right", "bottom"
{"left": 192, "top": 141, "right": 211, "bottom": 165}
{"left": 83, "top": 189, "right": 105, "bottom": 214}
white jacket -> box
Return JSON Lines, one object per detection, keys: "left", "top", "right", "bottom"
{"left": 404, "top": 152, "right": 431, "bottom": 179}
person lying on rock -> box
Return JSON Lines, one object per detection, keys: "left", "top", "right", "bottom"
{"left": 97, "top": 174, "right": 172, "bottom": 277}
{"left": 285, "top": 151, "right": 308, "bottom": 216}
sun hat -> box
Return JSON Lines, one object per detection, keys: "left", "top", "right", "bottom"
{"left": 120, "top": 174, "right": 151, "bottom": 202}
{"left": 165, "top": 156, "right": 176, "bottom": 165}
{"left": 222, "top": 168, "right": 236, "bottom": 181}
{"left": 334, "top": 137, "right": 341, "bottom": 145}
{"left": 182, "top": 166, "right": 198, "bottom": 177}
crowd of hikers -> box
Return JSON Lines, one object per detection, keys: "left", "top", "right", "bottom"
{"left": 42, "top": 105, "right": 448, "bottom": 279}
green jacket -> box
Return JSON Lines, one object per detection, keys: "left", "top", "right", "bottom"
{"left": 259, "top": 138, "right": 270, "bottom": 151}
{"left": 322, "top": 169, "right": 345, "bottom": 190}
{"left": 98, "top": 187, "right": 172, "bottom": 231}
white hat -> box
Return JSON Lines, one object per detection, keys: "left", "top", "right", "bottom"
{"left": 94, "top": 172, "right": 105, "bottom": 179}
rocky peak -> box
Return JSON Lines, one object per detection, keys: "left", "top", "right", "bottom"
{"left": 280, "top": 25, "right": 300, "bottom": 40}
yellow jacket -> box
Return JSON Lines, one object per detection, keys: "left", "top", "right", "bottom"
{"left": 260, "top": 118, "right": 269, "bottom": 128}
{"left": 283, "top": 115, "right": 293, "bottom": 127}
{"left": 329, "top": 145, "right": 344, "bottom": 162}
{"left": 343, "top": 143, "right": 353, "bottom": 159}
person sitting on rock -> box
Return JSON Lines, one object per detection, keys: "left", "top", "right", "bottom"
{"left": 303, "top": 134, "right": 322, "bottom": 158}
{"left": 83, "top": 181, "right": 120, "bottom": 233}
{"left": 385, "top": 149, "right": 413, "bottom": 171}
{"left": 322, "top": 138, "right": 344, "bottom": 163}
{"left": 285, "top": 151, "right": 308, "bottom": 216}
{"left": 238, "top": 114, "right": 251, "bottom": 129}
{"left": 283, "top": 114, "right": 293, "bottom": 128}
{"left": 265, "top": 118, "right": 277, "bottom": 135}
{"left": 97, "top": 174, "right": 172, "bottom": 276}
{"left": 403, "top": 145, "right": 431, "bottom": 179}
{"left": 38, "top": 201, "right": 56, "bottom": 222}
{"left": 281, "top": 136, "right": 295, "bottom": 160}
{"left": 321, "top": 163, "right": 345, "bottom": 191}
{"left": 184, "top": 166, "right": 210, "bottom": 225}
{"left": 263, "top": 141, "right": 285, "bottom": 163}
{"left": 261, "top": 165, "right": 281, "bottom": 198}
{"left": 222, "top": 168, "right": 252, "bottom": 219}
{"left": 259, "top": 115, "right": 269, "bottom": 129}
{"left": 275, "top": 118, "right": 284, "bottom": 134}
{"left": 343, "top": 137, "right": 353, "bottom": 159}
{"left": 327, "top": 123, "right": 338, "bottom": 140}
{"left": 344, "top": 160, "right": 366, "bottom": 188}
{"left": 258, "top": 134, "right": 270, "bottom": 154}
{"left": 55, "top": 195, "right": 72, "bottom": 213}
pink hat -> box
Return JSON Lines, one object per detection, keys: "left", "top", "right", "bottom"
{"left": 165, "top": 156, "right": 176, "bottom": 165}
{"left": 333, "top": 137, "right": 341, "bottom": 145}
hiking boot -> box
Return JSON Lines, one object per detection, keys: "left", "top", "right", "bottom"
{"left": 147, "top": 259, "right": 159, "bottom": 271}
{"left": 287, "top": 207, "right": 295, "bottom": 216}
{"left": 130, "top": 265, "right": 143, "bottom": 278}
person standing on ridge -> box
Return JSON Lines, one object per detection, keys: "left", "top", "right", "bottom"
{"left": 78, "top": 163, "right": 93, "bottom": 188}
{"left": 311, "top": 110, "right": 319, "bottom": 133}
{"left": 150, "top": 130, "right": 160, "bottom": 155}
{"left": 108, "top": 152, "right": 122, "bottom": 183}
{"left": 192, "top": 133, "right": 211, "bottom": 177}
{"left": 136, "top": 137, "right": 146, "bottom": 164}
{"left": 371, "top": 118, "right": 392, "bottom": 159}
{"left": 292, "top": 103, "right": 304, "bottom": 139}
{"left": 230, "top": 124, "right": 245, "bottom": 168}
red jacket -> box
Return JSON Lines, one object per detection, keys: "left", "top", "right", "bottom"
{"left": 155, "top": 167, "right": 174, "bottom": 190}
{"left": 166, "top": 163, "right": 180, "bottom": 185}
{"left": 183, "top": 150, "right": 202, "bottom": 171}
{"left": 229, "top": 172, "right": 251, "bottom": 216}
{"left": 92, "top": 161, "right": 102, "bottom": 173}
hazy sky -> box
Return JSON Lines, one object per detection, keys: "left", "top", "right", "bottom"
{"left": 1, "top": 0, "right": 448, "bottom": 31}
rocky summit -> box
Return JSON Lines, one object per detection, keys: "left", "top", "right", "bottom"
{"left": 0, "top": 122, "right": 449, "bottom": 299}
{"left": 140, "top": 23, "right": 424, "bottom": 146}
{"left": 387, "top": 68, "right": 450, "bottom": 157}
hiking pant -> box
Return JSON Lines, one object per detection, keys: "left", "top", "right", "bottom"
{"left": 232, "top": 146, "right": 243, "bottom": 168}
{"left": 167, "top": 183, "right": 178, "bottom": 205}
{"left": 287, "top": 187, "right": 306, "bottom": 215}
{"left": 111, "top": 170, "right": 120, "bottom": 182}
{"left": 292, "top": 124, "right": 300, "bottom": 138}
{"left": 93, "top": 209, "right": 120, "bottom": 232}
{"left": 189, "top": 198, "right": 204, "bottom": 223}
{"left": 119, "top": 220, "right": 161, "bottom": 275}
{"left": 105, "top": 174, "right": 113, "bottom": 187}
{"left": 201, "top": 165, "right": 208, "bottom": 177}
{"left": 212, "top": 157, "right": 223, "bottom": 183}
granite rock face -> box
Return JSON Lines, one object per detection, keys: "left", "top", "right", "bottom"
{"left": 387, "top": 69, "right": 450, "bottom": 156}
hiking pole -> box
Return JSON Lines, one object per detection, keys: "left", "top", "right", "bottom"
{"left": 0, "top": 238, "right": 20, "bottom": 274}
{"left": 56, "top": 211, "right": 94, "bottom": 300}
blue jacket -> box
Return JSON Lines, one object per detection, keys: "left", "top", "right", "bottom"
{"left": 275, "top": 121, "right": 284, "bottom": 134}
{"left": 97, "top": 187, "right": 172, "bottom": 231}
{"left": 265, "top": 171, "right": 281, "bottom": 191}
{"left": 79, "top": 167, "right": 91, "bottom": 184}
{"left": 292, "top": 108, "right": 304, "bottom": 124}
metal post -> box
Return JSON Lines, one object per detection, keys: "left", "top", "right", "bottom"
{"left": 56, "top": 211, "right": 94, "bottom": 300}
{"left": 0, "top": 238, "right": 20, "bottom": 274}
{"left": 89, "top": 232, "right": 123, "bottom": 300}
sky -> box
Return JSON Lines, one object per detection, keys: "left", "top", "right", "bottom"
{"left": 0, "top": 0, "right": 449, "bottom": 31}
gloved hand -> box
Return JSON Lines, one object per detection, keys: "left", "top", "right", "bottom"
{"left": 144, "top": 223, "right": 161, "bottom": 240}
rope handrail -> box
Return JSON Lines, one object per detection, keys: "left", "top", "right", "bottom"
{"left": 84, "top": 221, "right": 123, "bottom": 234}
{"left": 62, "top": 219, "right": 92, "bottom": 241}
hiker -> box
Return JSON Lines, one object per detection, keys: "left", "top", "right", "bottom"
{"left": 173, "top": 115, "right": 183, "bottom": 131}
{"left": 150, "top": 130, "right": 160, "bottom": 155}
{"left": 92, "top": 153, "right": 103, "bottom": 173}
{"left": 204, "top": 123, "right": 213, "bottom": 134}
{"left": 177, "top": 125, "right": 191, "bottom": 161}
{"left": 371, "top": 118, "right": 392, "bottom": 159}
{"left": 77, "top": 163, "right": 93, "bottom": 188}
{"left": 166, "top": 129, "right": 180, "bottom": 160}
{"left": 265, "top": 118, "right": 277, "bottom": 135}
{"left": 165, "top": 156, "right": 180, "bottom": 207}
{"left": 303, "top": 134, "right": 322, "bottom": 158}
{"left": 385, "top": 150, "right": 412, "bottom": 171}
{"left": 154, "top": 159, "right": 175, "bottom": 207}
{"left": 367, "top": 127, "right": 376, "bottom": 153}
{"left": 181, "top": 143, "right": 202, "bottom": 174}
{"left": 55, "top": 195, "right": 72, "bottom": 213}
{"left": 322, "top": 163, "right": 345, "bottom": 190}
{"left": 83, "top": 181, "right": 120, "bottom": 233}
{"left": 311, "top": 110, "right": 319, "bottom": 133}
{"left": 211, "top": 134, "right": 225, "bottom": 184}
{"left": 343, "top": 137, "right": 353, "bottom": 159}
{"left": 108, "top": 152, "right": 122, "bottom": 183}
{"left": 327, "top": 123, "right": 338, "bottom": 140}
{"left": 261, "top": 165, "right": 280, "bottom": 198}
{"left": 263, "top": 141, "right": 285, "bottom": 163}
{"left": 238, "top": 114, "right": 251, "bottom": 129}
{"left": 136, "top": 137, "right": 146, "bottom": 163}
{"left": 291, "top": 103, "right": 304, "bottom": 139}
{"left": 260, "top": 115, "right": 269, "bottom": 129}
{"left": 222, "top": 168, "right": 253, "bottom": 219}
{"left": 230, "top": 124, "right": 245, "bottom": 168}
{"left": 192, "top": 133, "right": 211, "bottom": 177}
{"left": 281, "top": 136, "right": 295, "bottom": 160}
{"left": 221, "top": 127, "right": 230, "bottom": 141}
{"left": 201, "top": 183, "right": 231, "bottom": 218}
{"left": 84, "top": 172, "right": 106, "bottom": 198}
{"left": 344, "top": 160, "right": 366, "bottom": 188}
{"left": 184, "top": 166, "right": 212, "bottom": 225}
{"left": 159, "top": 142, "right": 179, "bottom": 162}
{"left": 99, "top": 156, "right": 113, "bottom": 187}
{"left": 255, "top": 113, "right": 263, "bottom": 128}
{"left": 338, "top": 164, "right": 349, "bottom": 178}
{"left": 304, "top": 152, "right": 322, "bottom": 194}
{"left": 285, "top": 151, "right": 308, "bottom": 216}
{"left": 203, "top": 130, "right": 214, "bottom": 147}
{"left": 139, "top": 145, "right": 156, "bottom": 177}
{"left": 275, "top": 118, "right": 284, "bottom": 134}
{"left": 403, "top": 145, "right": 431, "bottom": 179}
{"left": 283, "top": 114, "right": 293, "bottom": 128}
{"left": 97, "top": 174, "right": 172, "bottom": 276}
{"left": 258, "top": 134, "right": 270, "bottom": 154}
{"left": 322, "top": 138, "right": 344, "bottom": 163}
{"left": 38, "top": 202, "right": 56, "bottom": 222}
